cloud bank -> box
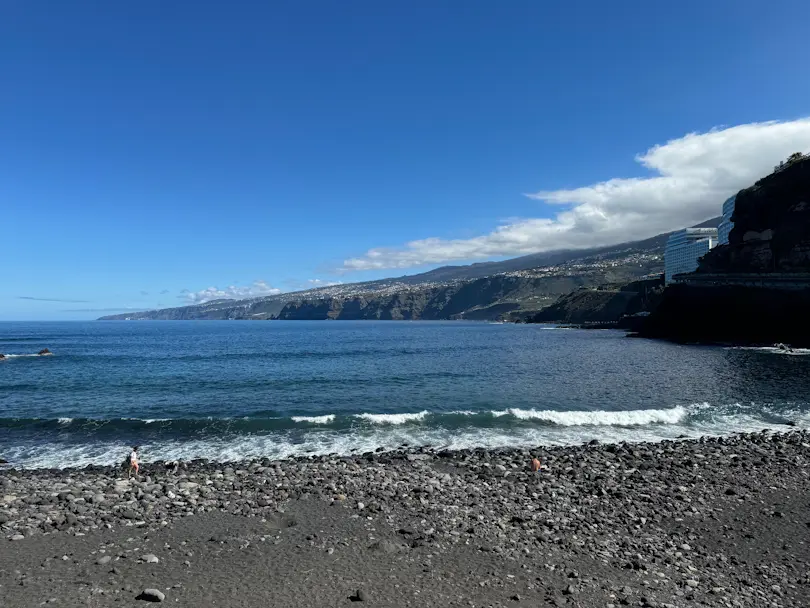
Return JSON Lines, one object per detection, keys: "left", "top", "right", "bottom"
{"left": 341, "top": 118, "right": 810, "bottom": 272}
{"left": 181, "top": 280, "right": 282, "bottom": 304}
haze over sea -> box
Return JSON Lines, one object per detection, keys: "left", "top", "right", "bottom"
{"left": 1, "top": 321, "right": 809, "bottom": 469}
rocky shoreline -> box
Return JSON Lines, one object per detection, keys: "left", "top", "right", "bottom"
{"left": 2, "top": 430, "right": 810, "bottom": 606}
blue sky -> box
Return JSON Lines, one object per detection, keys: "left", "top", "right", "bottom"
{"left": 3, "top": 1, "right": 810, "bottom": 320}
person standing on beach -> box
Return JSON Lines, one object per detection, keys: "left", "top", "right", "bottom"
{"left": 128, "top": 446, "right": 140, "bottom": 478}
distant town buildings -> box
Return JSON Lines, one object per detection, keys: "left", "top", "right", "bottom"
{"left": 717, "top": 195, "right": 736, "bottom": 245}
{"left": 664, "top": 228, "right": 718, "bottom": 284}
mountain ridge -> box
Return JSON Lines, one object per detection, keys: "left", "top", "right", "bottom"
{"left": 99, "top": 217, "right": 719, "bottom": 321}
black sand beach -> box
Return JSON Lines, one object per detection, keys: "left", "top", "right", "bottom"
{"left": 2, "top": 430, "right": 809, "bottom": 607}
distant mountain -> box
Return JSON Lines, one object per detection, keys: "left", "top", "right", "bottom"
{"left": 393, "top": 216, "right": 721, "bottom": 284}
{"left": 99, "top": 217, "right": 719, "bottom": 321}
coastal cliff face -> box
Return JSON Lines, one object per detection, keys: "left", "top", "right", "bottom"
{"left": 639, "top": 284, "right": 810, "bottom": 345}
{"left": 101, "top": 266, "right": 655, "bottom": 322}
{"left": 699, "top": 157, "right": 810, "bottom": 273}
{"left": 527, "top": 277, "right": 664, "bottom": 324}
{"left": 273, "top": 274, "right": 600, "bottom": 321}
{"left": 640, "top": 156, "right": 810, "bottom": 345}
{"left": 100, "top": 221, "right": 717, "bottom": 322}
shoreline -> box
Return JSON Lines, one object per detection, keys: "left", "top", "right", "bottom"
{"left": 6, "top": 398, "right": 810, "bottom": 470}
{"left": 0, "top": 424, "right": 797, "bottom": 476}
{"left": 2, "top": 429, "right": 810, "bottom": 606}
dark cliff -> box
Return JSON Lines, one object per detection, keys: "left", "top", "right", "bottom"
{"left": 273, "top": 274, "right": 616, "bottom": 321}
{"left": 640, "top": 155, "right": 810, "bottom": 346}
{"left": 699, "top": 156, "right": 810, "bottom": 274}
{"left": 101, "top": 270, "right": 650, "bottom": 323}
{"left": 528, "top": 277, "right": 664, "bottom": 324}
{"left": 638, "top": 284, "right": 810, "bottom": 345}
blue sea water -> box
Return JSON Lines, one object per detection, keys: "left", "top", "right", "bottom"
{"left": 1, "top": 321, "right": 809, "bottom": 468}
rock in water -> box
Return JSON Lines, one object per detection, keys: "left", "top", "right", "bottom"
{"left": 137, "top": 589, "right": 165, "bottom": 602}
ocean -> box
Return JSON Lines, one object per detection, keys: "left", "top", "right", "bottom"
{"left": 1, "top": 321, "right": 809, "bottom": 469}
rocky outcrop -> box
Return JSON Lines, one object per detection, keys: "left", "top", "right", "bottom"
{"left": 640, "top": 155, "right": 810, "bottom": 345}
{"left": 639, "top": 284, "right": 810, "bottom": 346}
{"left": 527, "top": 277, "right": 664, "bottom": 324}
{"left": 699, "top": 156, "right": 810, "bottom": 273}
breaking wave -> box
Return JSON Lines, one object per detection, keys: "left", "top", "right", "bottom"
{"left": 291, "top": 414, "right": 336, "bottom": 424}
{"left": 353, "top": 411, "right": 430, "bottom": 425}
{"left": 729, "top": 346, "right": 810, "bottom": 356}
{"left": 489, "top": 406, "right": 687, "bottom": 426}
{"left": 2, "top": 402, "right": 808, "bottom": 469}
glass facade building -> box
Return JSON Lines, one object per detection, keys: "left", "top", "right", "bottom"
{"left": 664, "top": 228, "right": 718, "bottom": 284}
{"left": 717, "top": 195, "right": 736, "bottom": 245}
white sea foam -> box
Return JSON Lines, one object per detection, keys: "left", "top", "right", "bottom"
{"left": 489, "top": 406, "right": 688, "bottom": 426}
{"left": 1, "top": 353, "right": 42, "bottom": 358}
{"left": 4, "top": 411, "right": 806, "bottom": 470}
{"left": 730, "top": 346, "right": 810, "bottom": 356}
{"left": 4, "top": 402, "right": 809, "bottom": 470}
{"left": 353, "top": 411, "right": 430, "bottom": 425}
{"left": 291, "top": 414, "right": 336, "bottom": 424}
{"left": 57, "top": 417, "right": 73, "bottom": 425}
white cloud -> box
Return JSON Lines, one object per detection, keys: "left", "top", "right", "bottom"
{"left": 341, "top": 118, "right": 810, "bottom": 271}
{"left": 182, "top": 280, "right": 282, "bottom": 304}
{"left": 307, "top": 279, "right": 343, "bottom": 287}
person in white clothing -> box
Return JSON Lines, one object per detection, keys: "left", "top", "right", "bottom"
{"left": 128, "top": 446, "right": 140, "bottom": 478}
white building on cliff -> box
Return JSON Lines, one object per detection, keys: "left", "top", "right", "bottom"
{"left": 717, "top": 195, "right": 736, "bottom": 245}
{"left": 664, "top": 227, "right": 718, "bottom": 284}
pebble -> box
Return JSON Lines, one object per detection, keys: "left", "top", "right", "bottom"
{"left": 563, "top": 584, "right": 577, "bottom": 595}
{"left": 137, "top": 588, "right": 166, "bottom": 602}
{"left": 350, "top": 589, "right": 366, "bottom": 602}
{"left": 141, "top": 553, "right": 159, "bottom": 564}
{"left": 0, "top": 430, "right": 807, "bottom": 607}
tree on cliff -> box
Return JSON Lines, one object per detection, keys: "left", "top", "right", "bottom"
{"left": 787, "top": 152, "right": 805, "bottom": 164}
